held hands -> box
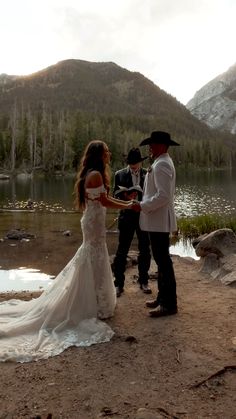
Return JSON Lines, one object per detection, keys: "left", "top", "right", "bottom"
{"left": 126, "top": 200, "right": 133, "bottom": 209}
{"left": 127, "top": 199, "right": 141, "bottom": 212}
{"left": 132, "top": 200, "right": 141, "bottom": 212}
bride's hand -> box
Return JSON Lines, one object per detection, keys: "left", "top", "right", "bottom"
{"left": 131, "top": 200, "right": 141, "bottom": 211}
{"left": 126, "top": 199, "right": 140, "bottom": 210}
{"left": 126, "top": 200, "right": 134, "bottom": 209}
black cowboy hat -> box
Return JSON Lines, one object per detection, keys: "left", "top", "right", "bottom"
{"left": 126, "top": 147, "right": 148, "bottom": 164}
{"left": 140, "top": 131, "right": 180, "bottom": 147}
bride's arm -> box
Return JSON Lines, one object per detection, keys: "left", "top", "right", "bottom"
{"left": 100, "top": 192, "right": 132, "bottom": 209}
{"left": 85, "top": 171, "right": 132, "bottom": 209}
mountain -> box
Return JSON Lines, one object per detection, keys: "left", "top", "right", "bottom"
{"left": 0, "top": 59, "right": 189, "bottom": 116}
{"left": 0, "top": 74, "right": 18, "bottom": 85}
{"left": 0, "top": 59, "right": 236, "bottom": 172}
{"left": 186, "top": 63, "right": 236, "bottom": 134}
{"left": 1, "top": 59, "right": 233, "bottom": 142}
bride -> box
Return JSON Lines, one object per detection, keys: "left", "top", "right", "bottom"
{"left": 0, "top": 140, "right": 133, "bottom": 362}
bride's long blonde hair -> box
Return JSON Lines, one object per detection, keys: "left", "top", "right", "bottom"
{"left": 74, "top": 140, "right": 110, "bottom": 209}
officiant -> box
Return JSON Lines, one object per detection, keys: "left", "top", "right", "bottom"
{"left": 112, "top": 147, "right": 152, "bottom": 297}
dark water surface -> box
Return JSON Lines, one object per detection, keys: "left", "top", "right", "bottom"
{"left": 0, "top": 170, "right": 236, "bottom": 215}
{"left": 175, "top": 169, "right": 236, "bottom": 216}
{"left": 0, "top": 170, "right": 235, "bottom": 291}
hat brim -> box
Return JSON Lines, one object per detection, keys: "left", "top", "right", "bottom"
{"left": 140, "top": 138, "right": 180, "bottom": 147}
{"left": 126, "top": 156, "right": 148, "bottom": 164}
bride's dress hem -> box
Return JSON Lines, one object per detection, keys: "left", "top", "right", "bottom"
{"left": 0, "top": 185, "right": 116, "bottom": 363}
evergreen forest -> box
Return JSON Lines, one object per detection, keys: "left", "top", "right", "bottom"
{"left": 0, "top": 59, "right": 236, "bottom": 173}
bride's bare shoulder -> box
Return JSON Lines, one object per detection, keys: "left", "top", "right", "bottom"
{"left": 85, "top": 171, "right": 103, "bottom": 189}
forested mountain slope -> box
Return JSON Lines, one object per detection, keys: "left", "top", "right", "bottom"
{"left": 0, "top": 59, "right": 235, "bottom": 171}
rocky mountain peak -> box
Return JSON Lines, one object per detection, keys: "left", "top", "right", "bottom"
{"left": 186, "top": 63, "right": 236, "bottom": 134}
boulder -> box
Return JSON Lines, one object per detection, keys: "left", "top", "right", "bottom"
{"left": 192, "top": 233, "right": 208, "bottom": 248}
{"left": 221, "top": 253, "right": 236, "bottom": 272}
{"left": 196, "top": 229, "right": 236, "bottom": 286}
{"left": 195, "top": 228, "right": 236, "bottom": 258}
{"left": 199, "top": 253, "right": 220, "bottom": 274}
{"left": 62, "top": 230, "right": 71, "bottom": 236}
{"left": 221, "top": 272, "right": 236, "bottom": 287}
{"left": 211, "top": 254, "right": 236, "bottom": 282}
{"left": 5, "top": 229, "right": 35, "bottom": 240}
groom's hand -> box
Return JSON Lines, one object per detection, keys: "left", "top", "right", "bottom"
{"left": 131, "top": 201, "right": 141, "bottom": 212}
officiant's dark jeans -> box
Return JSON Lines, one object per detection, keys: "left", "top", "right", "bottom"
{"left": 113, "top": 212, "right": 151, "bottom": 289}
{"left": 149, "top": 232, "right": 177, "bottom": 310}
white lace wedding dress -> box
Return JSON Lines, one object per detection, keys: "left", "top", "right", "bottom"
{"left": 0, "top": 185, "right": 116, "bottom": 362}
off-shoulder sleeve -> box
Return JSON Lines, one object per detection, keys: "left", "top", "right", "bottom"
{"left": 86, "top": 185, "right": 106, "bottom": 199}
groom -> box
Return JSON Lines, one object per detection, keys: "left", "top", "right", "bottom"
{"left": 132, "top": 131, "right": 179, "bottom": 317}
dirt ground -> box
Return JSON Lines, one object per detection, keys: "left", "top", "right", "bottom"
{"left": 0, "top": 234, "right": 235, "bottom": 419}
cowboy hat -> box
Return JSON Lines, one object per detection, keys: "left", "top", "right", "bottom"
{"left": 126, "top": 147, "right": 148, "bottom": 164}
{"left": 140, "top": 131, "right": 180, "bottom": 147}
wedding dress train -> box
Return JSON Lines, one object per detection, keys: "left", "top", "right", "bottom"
{"left": 0, "top": 185, "right": 116, "bottom": 362}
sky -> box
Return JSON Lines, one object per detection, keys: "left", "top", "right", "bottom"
{"left": 1, "top": 0, "right": 236, "bottom": 105}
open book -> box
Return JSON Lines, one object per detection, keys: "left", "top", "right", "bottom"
{"left": 114, "top": 184, "right": 142, "bottom": 197}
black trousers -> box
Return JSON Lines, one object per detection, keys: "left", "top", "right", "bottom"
{"left": 113, "top": 212, "right": 151, "bottom": 289}
{"left": 149, "top": 232, "right": 177, "bottom": 310}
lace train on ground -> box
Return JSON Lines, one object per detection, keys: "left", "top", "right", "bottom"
{"left": 0, "top": 186, "right": 116, "bottom": 362}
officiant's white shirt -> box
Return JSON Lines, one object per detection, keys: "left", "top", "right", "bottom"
{"left": 140, "top": 153, "right": 177, "bottom": 233}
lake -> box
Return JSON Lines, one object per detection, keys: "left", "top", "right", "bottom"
{"left": 175, "top": 169, "right": 236, "bottom": 217}
{"left": 1, "top": 169, "right": 236, "bottom": 215}
{"left": 0, "top": 169, "right": 235, "bottom": 291}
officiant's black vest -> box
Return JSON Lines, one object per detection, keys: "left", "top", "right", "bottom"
{"left": 113, "top": 167, "right": 147, "bottom": 202}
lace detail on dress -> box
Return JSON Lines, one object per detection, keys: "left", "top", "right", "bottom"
{"left": 82, "top": 186, "right": 116, "bottom": 319}
{"left": 86, "top": 185, "right": 106, "bottom": 200}
{"left": 0, "top": 185, "right": 116, "bottom": 363}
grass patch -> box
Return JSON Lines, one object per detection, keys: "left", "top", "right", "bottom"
{"left": 177, "top": 214, "right": 236, "bottom": 238}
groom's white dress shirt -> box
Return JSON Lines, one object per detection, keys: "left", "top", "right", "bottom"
{"left": 139, "top": 153, "right": 177, "bottom": 233}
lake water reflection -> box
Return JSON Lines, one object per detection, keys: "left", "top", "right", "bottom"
{"left": 175, "top": 169, "right": 236, "bottom": 217}
{"left": 0, "top": 268, "right": 54, "bottom": 292}
{"left": 0, "top": 170, "right": 235, "bottom": 291}
{"left": 0, "top": 238, "right": 197, "bottom": 293}
{"left": 0, "top": 170, "right": 236, "bottom": 215}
